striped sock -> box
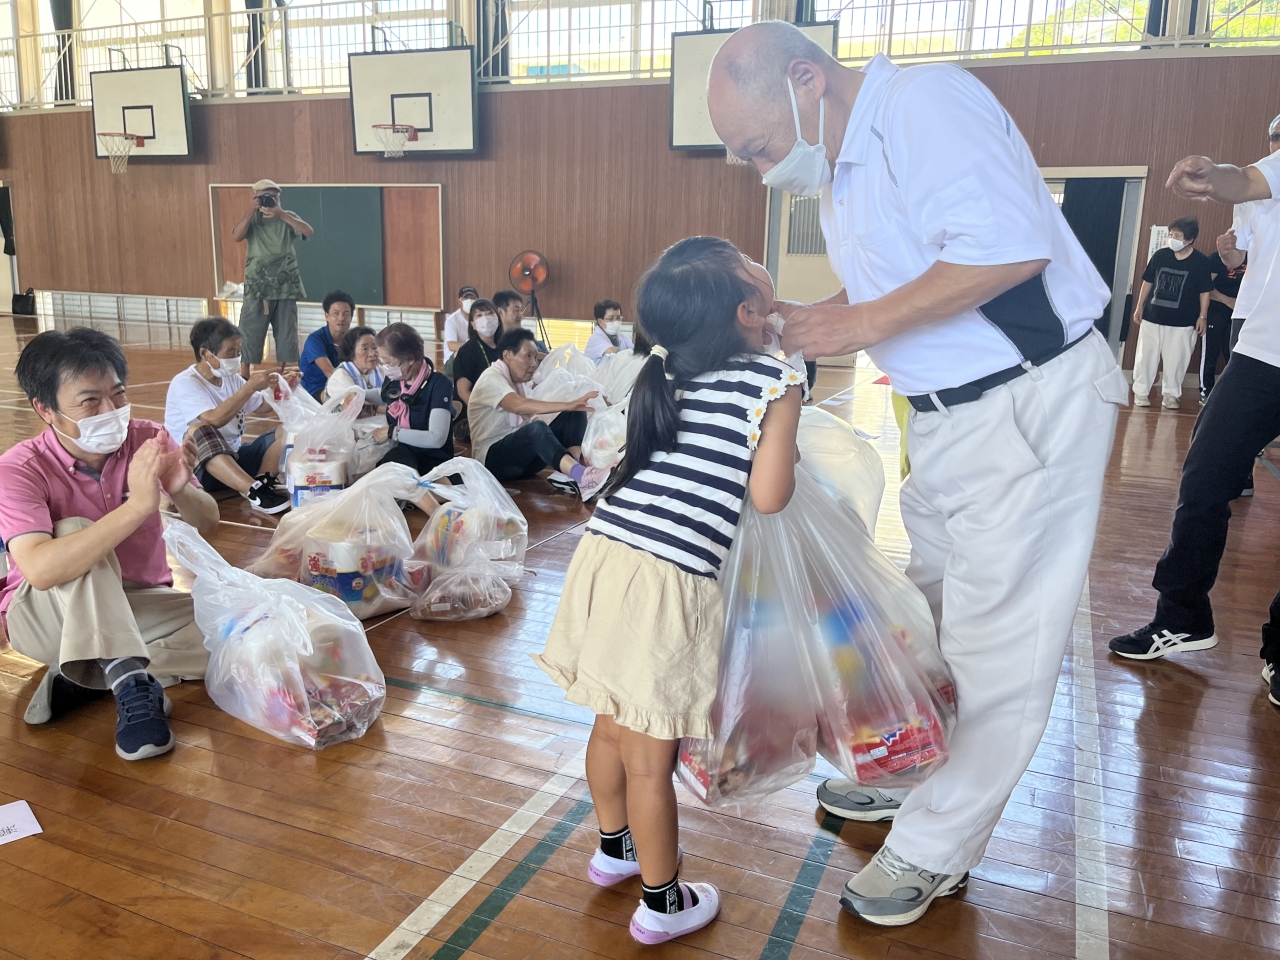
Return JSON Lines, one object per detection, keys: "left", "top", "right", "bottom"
{"left": 599, "top": 825, "right": 636, "bottom": 862}
{"left": 100, "top": 657, "right": 148, "bottom": 693}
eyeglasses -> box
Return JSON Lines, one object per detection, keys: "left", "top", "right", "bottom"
{"left": 1270, "top": 133, "right": 1280, "bottom": 142}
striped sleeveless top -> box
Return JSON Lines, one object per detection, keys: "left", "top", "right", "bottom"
{"left": 588, "top": 353, "right": 805, "bottom": 578}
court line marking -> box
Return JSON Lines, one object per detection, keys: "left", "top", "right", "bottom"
{"left": 758, "top": 813, "right": 845, "bottom": 960}
{"left": 1258, "top": 456, "right": 1280, "bottom": 483}
{"left": 366, "top": 749, "right": 588, "bottom": 960}
{"left": 1071, "top": 576, "right": 1110, "bottom": 960}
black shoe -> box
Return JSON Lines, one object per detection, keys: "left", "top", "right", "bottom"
{"left": 1263, "top": 663, "right": 1280, "bottom": 707}
{"left": 253, "top": 472, "right": 282, "bottom": 491}
{"left": 1109, "top": 623, "right": 1218, "bottom": 660}
{"left": 244, "top": 480, "right": 291, "bottom": 515}
{"left": 1237, "top": 475, "right": 1255, "bottom": 499}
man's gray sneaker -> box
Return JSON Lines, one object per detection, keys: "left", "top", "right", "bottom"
{"left": 817, "top": 780, "right": 902, "bottom": 821}
{"left": 839, "top": 846, "right": 968, "bottom": 927}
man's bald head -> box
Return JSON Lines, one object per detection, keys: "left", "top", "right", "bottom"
{"left": 712, "top": 21, "right": 836, "bottom": 104}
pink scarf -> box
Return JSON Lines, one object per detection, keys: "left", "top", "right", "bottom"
{"left": 387, "top": 361, "right": 431, "bottom": 428}
{"left": 493, "top": 360, "right": 526, "bottom": 427}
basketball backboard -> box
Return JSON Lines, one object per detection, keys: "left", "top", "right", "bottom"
{"left": 90, "top": 65, "right": 192, "bottom": 158}
{"left": 669, "top": 22, "right": 839, "bottom": 151}
{"left": 349, "top": 47, "right": 479, "bottom": 155}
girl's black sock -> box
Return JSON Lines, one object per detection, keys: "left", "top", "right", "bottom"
{"left": 641, "top": 875, "right": 699, "bottom": 914}
{"left": 599, "top": 825, "right": 637, "bottom": 862}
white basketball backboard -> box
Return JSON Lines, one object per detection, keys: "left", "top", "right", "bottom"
{"left": 90, "top": 65, "right": 191, "bottom": 158}
{"left": 670, "top": 23, "right": 839, "bottom": 151}
{"left": 349, "top": 47, "right": 479, "bottom": 155}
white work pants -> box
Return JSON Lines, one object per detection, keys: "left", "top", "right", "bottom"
{"left": 886, "top": 330, "right": 1125, "bottom": 875}
{"left": 1131, "top": 321, "right": 1198, "bottom": 400}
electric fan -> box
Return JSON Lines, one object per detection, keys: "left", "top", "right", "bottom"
{"left": 508, "top": 250, "right": 552, "bottom": 348}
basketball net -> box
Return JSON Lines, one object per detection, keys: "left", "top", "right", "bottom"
{"left": 99, "top": 133, "right": 142, "bottom": 174}
{"left": 373, "top": 124, "right": 418, "bottom": 158}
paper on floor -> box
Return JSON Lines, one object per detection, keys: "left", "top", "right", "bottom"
{"left": 0, "top": 800, "right": 41, "bottom": 845}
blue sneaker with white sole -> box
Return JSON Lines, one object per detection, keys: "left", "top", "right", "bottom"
{"left": 114, "top": 674, "right": 175, "bottom": 760}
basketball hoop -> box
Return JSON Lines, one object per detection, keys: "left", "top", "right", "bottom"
{"left": 373, "top": 124, "right": 418, "bottom": 158}
{"left": 98, "top": 132, "right": 144, "bottom": 174}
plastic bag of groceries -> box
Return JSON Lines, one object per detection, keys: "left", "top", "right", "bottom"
{"left": 532, "top": 343, "right": 596, "bottom": 385}
{"left": 262, "top": 377, "right": 322, "bottom": 495}
{"left": 164, "top": 520, "right": 385, "bottom": 750}
{"left": 796, "top": 407, "right": 886, "bottom": 533}
{"left": 350, "top": 416, "right": 393, "bottom": 478}
{"left": 287, "top": 385, "right": 364, "bottom": 507}
{"left": 248, "top": 463, "right": 434, "bottom": 619}
{"left": 410, "top": 457, "right": 528, "bottom": 620}
{"left": 678, "top": 467, "right": 955, "bottom": 807}
{"left": 582, "top": 401, "right": 628, "bottom": 470}
{"left": 529, "top": 367, "right": 606, "bottom": 418}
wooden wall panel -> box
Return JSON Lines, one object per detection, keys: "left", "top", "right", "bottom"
{"left": 213, "top": 186, "right": 253, "bottom": 288}
{"left": 382, "top": 185, "right": 443, "bottom": 309}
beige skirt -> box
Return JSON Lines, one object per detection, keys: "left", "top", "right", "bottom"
{"left": 533, "top": 532, "right": 725, "bottom": 741}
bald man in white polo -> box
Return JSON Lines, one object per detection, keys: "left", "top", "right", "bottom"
{"left": 708, "top": 22, "right": 1128, "bottom": 926}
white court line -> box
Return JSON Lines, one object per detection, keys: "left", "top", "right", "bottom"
{"left": 366, "top": 749, "right": 587, "bottom": 960}
{"left": 1071, "top": 577, "right": 1110, "bottom": 960}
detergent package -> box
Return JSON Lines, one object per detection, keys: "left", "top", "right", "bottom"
{"left": 582, "top": 401, "right": 627, "bottom": 470}
{"left": 678, "top": 467, "right": 955, "bottom": 806}
{"left": 164, "top": 520, "right": 385, "bottom": 750}
{"left": 409, "top": 457, "right": 527, "bottom": 620}
{"left": 249, "top": 463, "right": 434, "bottom": 618}
{"left": 286, "top": 386, "right": 364, "bottom": 507}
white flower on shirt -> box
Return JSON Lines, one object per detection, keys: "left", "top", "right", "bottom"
{"left": 762, "top": 382, "right": 785, "bottom": 401}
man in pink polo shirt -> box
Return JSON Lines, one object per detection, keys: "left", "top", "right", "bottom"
{"left": 0, "top": 328, "right": 220, "bottom": 760}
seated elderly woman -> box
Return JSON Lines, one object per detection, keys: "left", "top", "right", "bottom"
{"left": 325, "top": 325, "right": 385, "bottom": 417}
{"left": 372, "top": 322, "right": 456, "bottom": 475}
{"left": 467, "top": 327, "right": 609, "bottom": 500}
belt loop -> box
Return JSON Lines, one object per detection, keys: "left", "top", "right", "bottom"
{"left": 928, "top": 392, "right": 951, "bottom": 417}
{"left": 1021, "top": 360, "right": 1044, "bottom": 382}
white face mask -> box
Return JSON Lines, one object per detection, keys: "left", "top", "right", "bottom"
{"left": 474, "top": 314, "right": 500, "bottom": 338}
{"left": 604, "top": 321, "right": 621, "bottom": 337}
{"left": 1168, "top": 238, "right": 1187, "bottom": 252}
{"left": 219, "top": 355, "right": 241, "bottom": 375}
{"left": 379, "top": 363, "right": 403, "bottom": 381}
{"left": 761, "top": 77, "right": 832, "bottom": 198}
{"left": 461, "top": 299, "right": 476, "bottom": 315}
{"left": 54, "top": 403, "right": 131, "bottom": 456}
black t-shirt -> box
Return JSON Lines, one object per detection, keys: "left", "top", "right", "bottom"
{"left": 382, "top": 370, "right": 455, "bottom": 454}
{"left": 1207, "top": 251, "right": 1247, "bottom": 298}
{"left": 1141, "top": 247, "right": 1214, "bottom": 327}
{"left": 453, "top": 338, "right": 502, "bottom": 392}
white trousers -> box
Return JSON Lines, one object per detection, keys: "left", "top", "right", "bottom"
{"left": 1131, "top": 321, "right": 1198, "bottom": 399}
{"left": 886, "top": 330, "right": 1125, "bottom": 875}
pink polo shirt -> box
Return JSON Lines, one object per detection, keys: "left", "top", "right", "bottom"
{"left": 0, "top": 420, "right": 180, "bottom": 620}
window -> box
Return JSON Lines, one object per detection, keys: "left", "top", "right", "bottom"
{"left": 787, "top": 194, "right": 827, "bottom": 256}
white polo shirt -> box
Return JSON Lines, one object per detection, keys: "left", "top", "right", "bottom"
{"left": 818, "top": 55, "right": 1111, "bottom": 396}
{"left": 442, "top": 308, "right": 469, "bottom": 362}
{"left": 1230, "top": 150, "right": 1280, "bottom": 369}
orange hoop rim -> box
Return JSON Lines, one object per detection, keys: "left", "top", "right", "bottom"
{"left": 97, "top": 131, "right": 145, "bottom": 147}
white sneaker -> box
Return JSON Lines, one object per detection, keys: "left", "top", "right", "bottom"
{"left": 587, "top": 847, "right": 683, "bottom": 887}
{"left": 577, "top": 465, "right": 612, "bottom": 502}
{"left": 1162, "top": 395, "right": 1180, "bottom": 410}
{"left": 630, "top": 882, "right": 720, "bottom": 945}
{"left": 1133, "top": 394, "right": 1152, "bottom": 407}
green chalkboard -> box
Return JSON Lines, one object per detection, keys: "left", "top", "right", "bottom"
{"left": 284, "top": 186, "right": 385, "bottom": 306}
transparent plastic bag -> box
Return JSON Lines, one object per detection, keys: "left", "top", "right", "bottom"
{"left": 409, "top": 457, "right": 528, "bottom": 620}
{"left": 248, "top": 462, "right": 433, "bottom": 618}
{"left": 796, "top": 407, "right": 886, "bottom": 532}
{"left": 533, "top": 343, "right": 596, "bottom": 385}
{"left": 529, "top": 367, "right": 606, "bottom": 417}
{"left": 263, "top": 378, "right": 324, "bottom": 496}
{"left": 350, "top": 416, "right": 393, "bottom": 478}
{"left": 582, "top": 401, "right": 627, "bottom": 469}
{"left": 164, "top": 520, "right": 385, "bottom": 750}
{"left": 678, "top": 467, "right": 955, "bottom": 806}
{"left": 287, "top": 385, "right": 364, "bottom": 506}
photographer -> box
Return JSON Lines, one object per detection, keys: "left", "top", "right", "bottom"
{"left": 230, "top": 179, "right": 315, "bottom": 378}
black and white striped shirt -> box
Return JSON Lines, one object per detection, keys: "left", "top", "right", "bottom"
{"left": 588, "top": 354, "right": 804, "bottom": 578}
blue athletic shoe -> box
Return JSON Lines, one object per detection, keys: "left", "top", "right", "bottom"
{"left": 113, "top": 674, "right": 175, "bottom": 760}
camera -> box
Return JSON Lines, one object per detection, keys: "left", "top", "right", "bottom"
{"left": 258, "top": 194, "right": 277, "bottom": 208}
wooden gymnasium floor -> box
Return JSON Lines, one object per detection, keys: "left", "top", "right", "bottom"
{"left": 0, "top": 315, "right": 1279, "bottom": 960}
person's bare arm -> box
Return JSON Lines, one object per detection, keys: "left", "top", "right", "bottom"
{"left": 6, "top": 440, "right": 164, "bottom": 592}
{"left": 781, "top": 260, "right": 1048, "bottom": 360}
{"left": 1167, "top": 157, "right": 1274, "bottom": 205}
{"left": 197, "top": 370, "right": 272, "bottom": 430}
{"left": 1217, "top": 230, "right": 1246, "bottom": 270}
{"left": 748, "top": 386, "right": 802, "bottom": 515}
{"left": 497, "top": 391, "right": 597, "bottom": 418}
{"left": 1132, "top": 280, "right": 1152, "bottom": 326}
{"left": 231, "top": 200, "right": 259, "bottom": 243}
{"left": 277, "top": 209, "right": 315, "bottom": 239}
{"left": 446, "top": 339, "right": 465, "bottom": 354}
{"left": 1196, "top": 292, "right": 1210, "bottom": 336}
{"left": 456, "top": 377, "right": 474, "bottom": 404}
{"left": 314, "top": 357, "right": 335, "bottom": 378}
{"left": 774, "top": 288, "right": 849, "bottom": 321}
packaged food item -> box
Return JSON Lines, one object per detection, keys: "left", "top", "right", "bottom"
{"left": 286, "top": 385, "right": 364, "bottom": 507}
{"left": 411, "top": 565, "right": 512, "bottom": 621}
{"left": 164, "top": 520, "right": 385, "bottom": 750}
{"left": 289, "top": 458, "right": 347, "bottom": 507}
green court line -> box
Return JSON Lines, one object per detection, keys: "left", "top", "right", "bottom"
{"left": 428, "top": 796, "right": 596, "bottom": 960}
{"left": 758, "top": 813, "right": 846, "bottom": 960}
{"left": 384, "top": 674, "right": 593, "bottom": 727}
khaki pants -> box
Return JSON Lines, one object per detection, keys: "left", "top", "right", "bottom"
{"left": 7, "top": 518, "right": 208, "bottom": 720}
{"left": 239, "top": 297, "right": 300, "bottom": 364}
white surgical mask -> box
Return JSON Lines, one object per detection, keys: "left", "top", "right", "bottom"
{"left": 54, "top": 403, "right": 131, "bottom": 456}
{"left": 379, "top": 363, "right": 403, "bottom": 381}
{"left": 461, "top": 298, "right": 476, "bottom": 315}
{"left": 474, "top": 314, "right": 500, "bottom": 338}
{"left": 604, "top": 321, "right": 621, "bottom": 337}
{"left": 219, "top": 355, "right": 241, "bottom": 375}
{"left": 1167, "top": 238, "right": 1187, "bottom": 252}
{"left": 760, "top": 77, "right": 832, "bottom": 198}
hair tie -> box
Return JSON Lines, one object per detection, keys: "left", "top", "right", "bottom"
{"left": 651, "top": 345, "right": 669, "bottom": 360}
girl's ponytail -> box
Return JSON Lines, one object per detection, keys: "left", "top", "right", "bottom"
{"left": 605, "top": 350, "right": 679, "bottom": 496}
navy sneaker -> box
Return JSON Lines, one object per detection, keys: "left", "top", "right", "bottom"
{"left": 1108, "top": 622, "right": 1218, "bottom": 660}
{"left": 1263, "top": 663, "right": 1280, "bottom": 708}
{"left": 114, "top": 674, "right": 175, "bottom": 760}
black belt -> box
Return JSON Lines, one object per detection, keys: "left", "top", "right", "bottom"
{"left": 906, "top": 331, "right": 1093, "bottom": 413}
